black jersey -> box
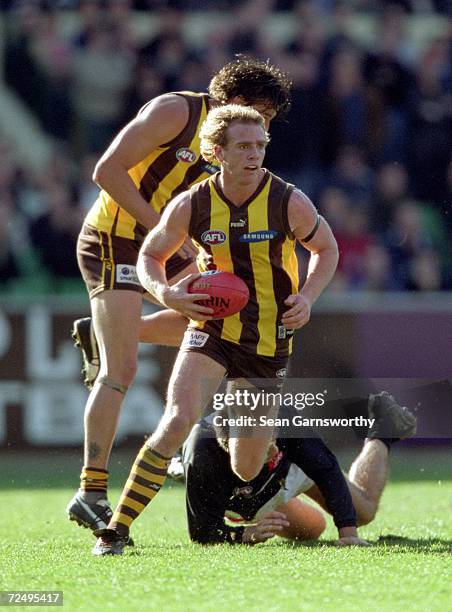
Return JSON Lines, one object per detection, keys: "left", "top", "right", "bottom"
{"left": 182, "top": 416, "right": 357, "bottom": 544}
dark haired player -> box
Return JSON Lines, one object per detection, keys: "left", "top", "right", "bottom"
{"left": 91, "top": 104, "right": 338, "bottom": 555}
{"left": 67, "top": 57, "right": 293, "bottom": 534}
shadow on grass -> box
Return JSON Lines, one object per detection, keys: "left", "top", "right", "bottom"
{"left": 277, "top": 534, "right": 452, "bottom": 554}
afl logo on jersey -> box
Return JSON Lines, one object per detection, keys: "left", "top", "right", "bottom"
{"left": 201, "top": 230, "right": 227, "bottom": 245}
{"left": 176, "top": 147, "right": 197, "bottom": 163}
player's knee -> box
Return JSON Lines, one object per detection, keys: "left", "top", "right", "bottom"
{"left": 99, "top": 353, "right": 138, "bottom": 387}
{"left": 288, "top": 509, "right": 326, "bottom": 541}
{"left": 309, "top": 513, "right": 327, "bottom": 539}
{"left": 106, "top": 358, "right": 137, "bottom": 387}
{"left": 356, "top": 503, "right": 377, "bottom": 526}
{"left": 120, "top": 358, "right": 138, "bottom": 386}
{"left": 230, "top": 458, "right": 262, "bottom": 482}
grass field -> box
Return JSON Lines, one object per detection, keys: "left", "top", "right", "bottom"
{"left": 0, "top": 448, "right": 451, "bottom": 612}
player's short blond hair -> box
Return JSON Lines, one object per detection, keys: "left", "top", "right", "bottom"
{"left": 200, "top": 104, "right": 268, "bottom": 164}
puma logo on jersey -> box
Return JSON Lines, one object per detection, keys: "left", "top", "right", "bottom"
{"left": 230, "top": 219, "right": 246, "bottom": 228}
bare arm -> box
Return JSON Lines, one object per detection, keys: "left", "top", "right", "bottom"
{"left": 92, "top": 94, "right": 190, "bottom": 230}
{"left": 282, "top": 190, "right": 339, "bottom": 330}
{"left": 136, "top": 194, "right": 213, "bottom": 320}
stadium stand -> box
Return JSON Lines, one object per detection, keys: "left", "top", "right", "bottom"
{"left": 0, "top": 0, "right": 450, "bottom": 295}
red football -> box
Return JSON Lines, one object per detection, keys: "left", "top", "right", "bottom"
{"left": 188, "top": 271, "right": 249, "bottom": 319}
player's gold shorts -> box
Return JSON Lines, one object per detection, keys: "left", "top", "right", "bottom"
{"left": 77, "top": 224, "right": 194, "bottom": 299}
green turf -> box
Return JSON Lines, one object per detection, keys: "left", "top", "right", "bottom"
{"left": 0, "top": 450, "right": 451, "bottom": 612}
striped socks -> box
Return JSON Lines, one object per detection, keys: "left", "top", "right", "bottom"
{"left": 109, "top": 445, "right": 171, "bottom": 536}
{"left": 80, "top": 466, "right": 109, "bottom": 500}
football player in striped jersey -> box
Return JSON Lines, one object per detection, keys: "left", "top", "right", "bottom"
{"left": 67, "top": 58, "right": 292, "bottom": 535}
{"left": 91, "top": 104, "right": 339, "bottom": 555}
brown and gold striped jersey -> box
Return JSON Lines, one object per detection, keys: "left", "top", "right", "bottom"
{"left": 188, "top": 170, "right": 299, "bottom": 358}
{"left": 84, "top": 92, "right": 217, "bottom": 241}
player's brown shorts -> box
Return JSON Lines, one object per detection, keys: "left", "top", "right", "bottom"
{"left": 180, "top": 326, "right": 288, "bottom": 386}
{"left": 77, "top": 224, "right": 194, "bottom": 299}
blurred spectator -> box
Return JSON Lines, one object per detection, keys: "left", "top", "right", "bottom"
{"left": 335, "top": 205, "right": 375, "bottom": 288}
{"left": 176, "top": 60, "right": 210, "bottom": 94}
{"left": 371, "top": 162, "right": 410, "bottom": 232}
{"left": 0, "top": 141, "right": 40, "bottom": 287}
{"left": 0, "top": 141, "right": 21, "bottom": 203}
{"left": 76, "top": 153, "right": 100, "bottom": 213}
{"left": 29, "top": 183, "right": 82, "bottom": 279}
{"left": 71, "top": 21, "right": 134, "bottom": 152}
{"left": 0, "top": 197, "right": 21, "bottom": 284}
{"left": 108, "top": 0, "right": 134, "bottom": 24}
{"left": 137, "top": 8, "right": 193, "bottom": 90}
{"left": 406, "top": 37, "right": 452, "bottom": 205}
{"left": 445, "top": 158, "right": 452, "bottom": 231}
{"left": 285, "top": 0, "right": 326, "bottom": 57}
{"left": 265, "top": 50, "right": 327, "bottom": 192}
{"left": 120, "top": 65, "right": 165, "bottom": 122}
{"left": 324, "top": 46, "right": 384, "bottom": 163}
{"left": 4, "top": 3, "right": 74, "bottom": 140}
{"left": 227, "top": 0, "right": 276, "bottom": 57}
{"left": 318, "top": 187, "right": 350, "bottom": 234}
{"left": 72, "top": 0, "right": 104, "bottom": 49}
{"left": 363, "top": 4, "right": 416, "bottom": 162}
{"left": 74, "top": 0, "right": 136, "bottom": 52}
{"left": 322, "top": 1, "right": 355, "bottom": 62}
{"left": 4, "top": 3, "right": 51, "bottom": 128}
{"left": 407, "top": 249, "right": 443, "bottom": 291}
{"left": 384, "top": 200, "right": 441, "bottom": 289}
{"left": 29, "top": 5, "right": 74, "bottom": 139}
{"left": 326, "top": 145, "right": 374, "bottom": 202}
{"left": 361, "top": 243, "right": 399, "bottom": 291}
{"left": 202, "top": 29, "right": 232, "bottom": 75}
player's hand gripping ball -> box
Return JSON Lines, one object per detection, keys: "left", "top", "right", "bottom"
{"left": 188, "top": 271, "right": 249, "bottom": 319}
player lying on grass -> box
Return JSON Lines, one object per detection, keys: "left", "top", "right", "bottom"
{"left": 90, "top": 104, "right": 339, "bottom": 555}
{"left": 169, "top": 392, "right": 416, "bottom": 546}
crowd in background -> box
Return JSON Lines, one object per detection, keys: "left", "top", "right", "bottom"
{"left": 1, "top": 0, "right": 451, "bottom": 294}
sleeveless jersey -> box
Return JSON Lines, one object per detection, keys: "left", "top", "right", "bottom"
{"left": 188, "top": 170, "right": 299, "bottom": 358}
{"left": 85, "top": 92, "right": 216, "bottom": 241}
